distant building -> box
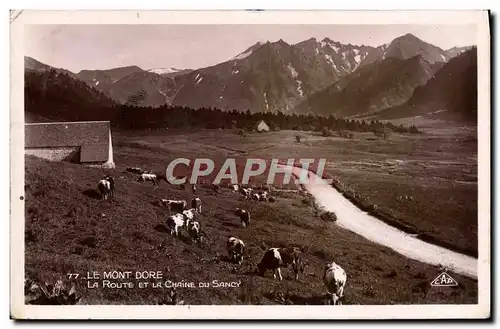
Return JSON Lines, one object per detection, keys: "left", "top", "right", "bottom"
{"left": 25, "top": 121, "right": 115, "bottom": 168}
{"left": 255, "top": 120, "right": 270, "bottom": 132}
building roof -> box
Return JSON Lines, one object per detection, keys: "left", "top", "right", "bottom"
{"left": 25, "top": 121, "right": 111, "bottom": 163}
{"left": 256, "top": 120, "right": 270, "bottom": 130}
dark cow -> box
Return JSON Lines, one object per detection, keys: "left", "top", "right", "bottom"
{"left": 227, "top": 237, "right": 246, "bottom": 265}
{"left": 191, "top": 197, "right": 202, "bottom": 213}
{"left": 105, "top": 176, "right": 115, "bottom": 198}
{"left": 161, "top": 199, "right": 187, "bottom": 214}
{"left": 257, "top": 247, "right": 305, "bottom": 281}
{"left": 235, "top": 208, "right": 250, "bottom": 227}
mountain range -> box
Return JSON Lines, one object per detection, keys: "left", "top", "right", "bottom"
{"left": 24, "top": 33, "right": 477, "bottom": 122}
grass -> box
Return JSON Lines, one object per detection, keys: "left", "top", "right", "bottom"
{"left": 117, "top": 127, "right": 477, "bottom": 257}
{"left": 24, "top": 125, "right": 478, "bottom": 305}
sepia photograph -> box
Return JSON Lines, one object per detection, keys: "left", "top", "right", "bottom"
{"left": 9, "top": 9, "right": 490, "bottom": 319}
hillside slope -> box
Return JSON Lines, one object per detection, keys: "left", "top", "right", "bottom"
{"left": 293, "top": 55, "right": 442, "bottom": 117}
{"left": 25, "top": 69, "right": 117, "bottom": 122}
{"left": 374, "top": 47, "right": 478, "bottom": 122}
{"left": 24, "top": 151, "right": 477, "bottom": 305}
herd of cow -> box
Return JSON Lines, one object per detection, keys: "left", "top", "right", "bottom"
{"left": 96, "top": 167, "right": 347, "bottom": 305}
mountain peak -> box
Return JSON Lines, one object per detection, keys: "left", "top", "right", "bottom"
{"left": 392, "top": 33, "right": 424, "bottom": 44}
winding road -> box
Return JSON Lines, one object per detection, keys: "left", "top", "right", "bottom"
{"left": 280, "top": 165, "right": 478, "bottom": 280}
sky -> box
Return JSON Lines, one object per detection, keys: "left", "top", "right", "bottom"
{"left": 24, "top": 24, "right": 477, "bottom": 73}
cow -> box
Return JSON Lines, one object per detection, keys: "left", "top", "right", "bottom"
{"left": 97, "top": 179, "right": 111, "bottom": 200}
{"left": 231, "top": 184, "right": 239, "bottom": 192}
{"left": 187, "top": 220, "right": 202, "bottom": 245}
{"left": 161, "top": 199, "right": 187, "bottom": 214}
{"left": 268, "top": 196, "right": 276, "bottom": 203}
{"left": 138, "top": 173, "right": 158, "bottom": 185}
{"left": 126, "top": 167, "right": 143, "bottom": 174}
{"left": 191, "top": 197, "right": 202, "bottom": 213}
{"left": 240, "top": 187, "right": 252, "bottom": 199}
{"left": 105, "top": 176, "right": 115, "bottom": 198}
{"left": 166, "top": 213, "right": 185, "bottom": 236}
{"left": 235, "top": 208, "right": 250, "bottom": 227}
{"left": 227, "top": 237, "right": 245, "bottom": 266}
{"left": 323, "top": 261, "right": 347, "bottom": 305}
{"left": 182, "top": 208, "right": 198, "bottom": 224}
{"left": 191, "top": 184, "right": 197, "bottom": 193}
{"left": 252, "top": 193, "right": 261, "bottom": 201}
{"left": 259, "top": 191, "right": 268, "bottom": 202}
{"left": 257, "top": 247, "right": 305, "bottom": 281}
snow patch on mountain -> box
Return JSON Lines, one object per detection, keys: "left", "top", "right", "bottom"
{"left": 296, "top": 80, "right": 304, "bottom": 97}
{"left": 354, "top": 54, "right": 362, "bottom": 65}
{"left": 440, "top": 54, "right": 446, "bottom": 61}
{"left": 324, "top": 54, "right": 338, "bottom": 72}
{"left": 148, "top": 68, "right": 181, "bottom": 74}
{"left": 232, "top": 44, "right": 259, "bottom": 60}
{"left": 264, "top": 92, "right": 269, "bottom": 110}
{"left": 287, "top": 63, "right": 299, "bottom": 78}
{"left": 287, "top": 63, "right": 304, "bottom": 97}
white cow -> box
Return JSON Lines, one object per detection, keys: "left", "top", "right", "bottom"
{"left": 182, "top": 208, "right": 198, "bottom": 224}
{"left": 97, "top": 179, "right": 111, "bottom": 200}
{"left": 227, "top": 237, "right": 246, "bottom": 265}
{"left": 187, "top": 220, "right": 202, "bottom": 244}
{"left": 323, "top": 261, "right": 347, "bottom": 305}
{"left": 166, "top": 213, "right": 185, "bottom": 236}
{"left": 231, "top": 184, "right": 239, "bottom": 192}
{"left": 138, "top": 173, "right": 158, "bottom": 185}
{"left": 252, "top": 193, "right": 261, "bottom": 201}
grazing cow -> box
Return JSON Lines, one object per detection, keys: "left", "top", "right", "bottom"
{"left": 191, "top": 197, "right": 202, "bottom": 213}
{"left": 235, "top": 208, "right": 250, "bottom": 227}
{"left": 105, "top": 176, "right": 115, "bottom": 198}
{"left": 138, "top": 173, "right": 158, "bottom": 185}
{"left": 227, "top": 237, "right": 246, "bottom": 265}
{"left": 240, "top": 187, "right": 252, "bottom": 199}
{"left": 187, "top": 220, "right": 202, "bottom": 244}
{"left": 182, "top": 208, "right": 198, "bottom": 224}
{"left": 126, "top": 167, "right": 143, "bottom": 174}
{"left": 268, "top": 196, "right": 276, "bottom": 203}
{"left": 97, "top": 179, "right": 111, "bottom": 200}
{"left": 161, "top": 199, "right": 187, "bottom": 214}
{"left": 252, "top": 193, "right": 261, "bottom": 201}
{"left": 231, "top": 184, "right": 239, "bottom": 192}
{"left": 259, "top": 191, "right": 268, "bottom": 202}
{"left": 257, "top": 247, "right": 305, "bottom": 281}
{"left": 323, "top": 261, "right": 347, "bottom": 305}
{"left": 166, "top": 213, "right": 185, "bottom": 236}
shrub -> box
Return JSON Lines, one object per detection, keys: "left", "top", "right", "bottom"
{"left": 25, "top": 278, "right": 81, "bottom": 305}
{"left": 320, "top": 211, "right": 338, "bottom": 222}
